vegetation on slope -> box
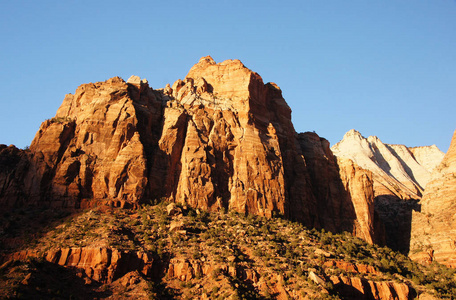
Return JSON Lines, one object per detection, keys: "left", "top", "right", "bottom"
{"left": 1, "top": 201, "right": 456, "bottom": 299}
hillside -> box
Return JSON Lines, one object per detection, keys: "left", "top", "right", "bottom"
{"left": 1, "top": 202, "right": 455, "bottom": 299}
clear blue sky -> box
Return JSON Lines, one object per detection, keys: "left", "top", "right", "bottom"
{"left": 1, "top": 0, "right": 455, "bottom": 152}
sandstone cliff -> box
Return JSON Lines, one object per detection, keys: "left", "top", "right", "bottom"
{"left": 409, "top": 145, "right": 445, "bottom": 173}
{"left": 0, "top": 56, "right": 378, "bottom": 243}
{"left": 1, "top": 55, "right": 454, "bottom": 297}
{"left": 410, "top": 130, "right": 456, "bottom": 267}
{"left": 0, "top": 77, "right": 163, "bottom": 209}
{"left": 29, "top": 76, "right": 162, "bottom": 208}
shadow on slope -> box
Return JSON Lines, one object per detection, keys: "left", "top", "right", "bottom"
{"left": 0, "top": 207, "right": 73, "bottom": 255}
{"left": 374, "top": 195, "right": 421, "bottom": 254}
{"left": 0, "top": 258, "right": 111, "bottom": 299}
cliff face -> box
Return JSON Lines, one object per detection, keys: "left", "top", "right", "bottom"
{"left": 336, "top": 157, "right": 377, "bottom": 245}
{"left": 1, "top": 205, "right": 422, "bottom": 300}
{"left": 30, "top": 76, "right": 162, "bottom": 208}
{"left": 0, "top": 56, "right": 378, "bottom": 242}
{"left": 0, "top": 145, "right": 31, "bottom": 208}
{"left": 297, "top": 132, "right": 378, "bottom": 243}
{"left": 3, "top": 247, "right": 415, "bottom": 300}
{"left": 150, "top": 56, "right": 294, "bottom": 219}
{"left": 410, "top": 130, "right": 456, "bottom": 267}
{"left": 409, "top": 145, "right": 445, "bottom": 173}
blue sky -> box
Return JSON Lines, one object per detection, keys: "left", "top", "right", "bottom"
{"left": 1, "top": 0, "right": 455, "bottom": 152}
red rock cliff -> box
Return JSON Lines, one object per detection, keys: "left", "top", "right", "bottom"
{"left": 0, "top": 57, "right": 378, "bottom": 242}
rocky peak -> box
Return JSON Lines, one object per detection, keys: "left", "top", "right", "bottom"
{"left": 165, "top": 55, "right": 289, "bottom": 126}
{"left": 341, "top": 129, "right": 364, "bottom": 140}
{"left": 332, "top": 129, "right": 448, "bottom": 254}
{"left": 331, "top": 129, "right": 442, "bottom": 199}
{"left": 185, "top": 55, "right": 253, "bottom": 94}
{"left": 0, "top": 57, "right": 379, "bottom": 245}
{"left": 126, "top": 75, "right": 149, "bottom": 88}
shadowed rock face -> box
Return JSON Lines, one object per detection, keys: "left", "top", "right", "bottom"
{"left": 0, "top": 145, "right": 31, "bottom": 208}
{"left": 0, "top": 56, "right": 378, "bottom": 242}
{"left": 297, "top": 133, "right": 378, "bottom": 244}
{"left": 410, "top": 130, "right": 456, "bottom": 267}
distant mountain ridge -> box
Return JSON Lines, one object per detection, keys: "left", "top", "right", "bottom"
{"left": 331, "top": 129, "right": 445, "bottom": 255}
{"left": 331, "top": 129, "right": 444, "bottom": 200}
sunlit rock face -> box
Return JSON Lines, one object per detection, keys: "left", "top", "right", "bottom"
{"left": 331, "top": 129, "right": 444, "bottom": 200}
{"left": 0, "top": 56, "right": 379, "bottom": 243}
{"left": 151, "top": 56, "right": 372, "bottom": 238}
{"left": 23, "top": 76, "right": 162, "bottom": 208}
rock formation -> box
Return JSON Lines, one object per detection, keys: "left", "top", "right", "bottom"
{"left": 335, "top": 157, "right": 378, "bottom": 244}
{"left": 410, "top": 130, "right": 456, "bottom": 267}
{"left": 0, "top": 77, "right": 163, "bottom": 210}
{"left": 297, "top": 132, "right": 378, "bottom": 244}
{"left": 5, "top": 247, "right": 153, "bottom": 284}
{"left": 331, "top": 129, "right": 444, "bottom": 200}
{"left": 151, "top": 56, "right": 294, "bottom": 219}
{"left": 331, "top": 129, "right": 445, "bottom": 253}
{"left": 409, "top": 145, "right": 445, "bottom": 173}
{"left": 0, "top": 145, "right": 31, "bottom": 208}
{"left": 0, "top": 56, "right": 379, "bottom": 243}
{"left": 2, "top": 244, "right": 415, "bottom": 300}
{"left": 29, "top": 76, "right": 162, "bottom": 208}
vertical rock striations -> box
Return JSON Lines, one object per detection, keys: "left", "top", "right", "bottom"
{"left": 0, "top": 56, "right": 379, "bottom": 243}
{"left": 297, "top": 132, "right": 378, "bottom": 243}
{"left": 150, "top": 57, "right": 292, "bottom": 218}
{"left": 24, "top": 76, "right": 163, "bottom": 208}
{"left": 336, "top": 157, "right": 377, "bottom": 244}
{"left": 410, "top": 130, "right": 456, "bottom": 266}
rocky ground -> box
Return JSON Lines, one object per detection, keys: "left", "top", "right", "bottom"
{"left": 1, "top": 201, "right": 455, "bottom": 299}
